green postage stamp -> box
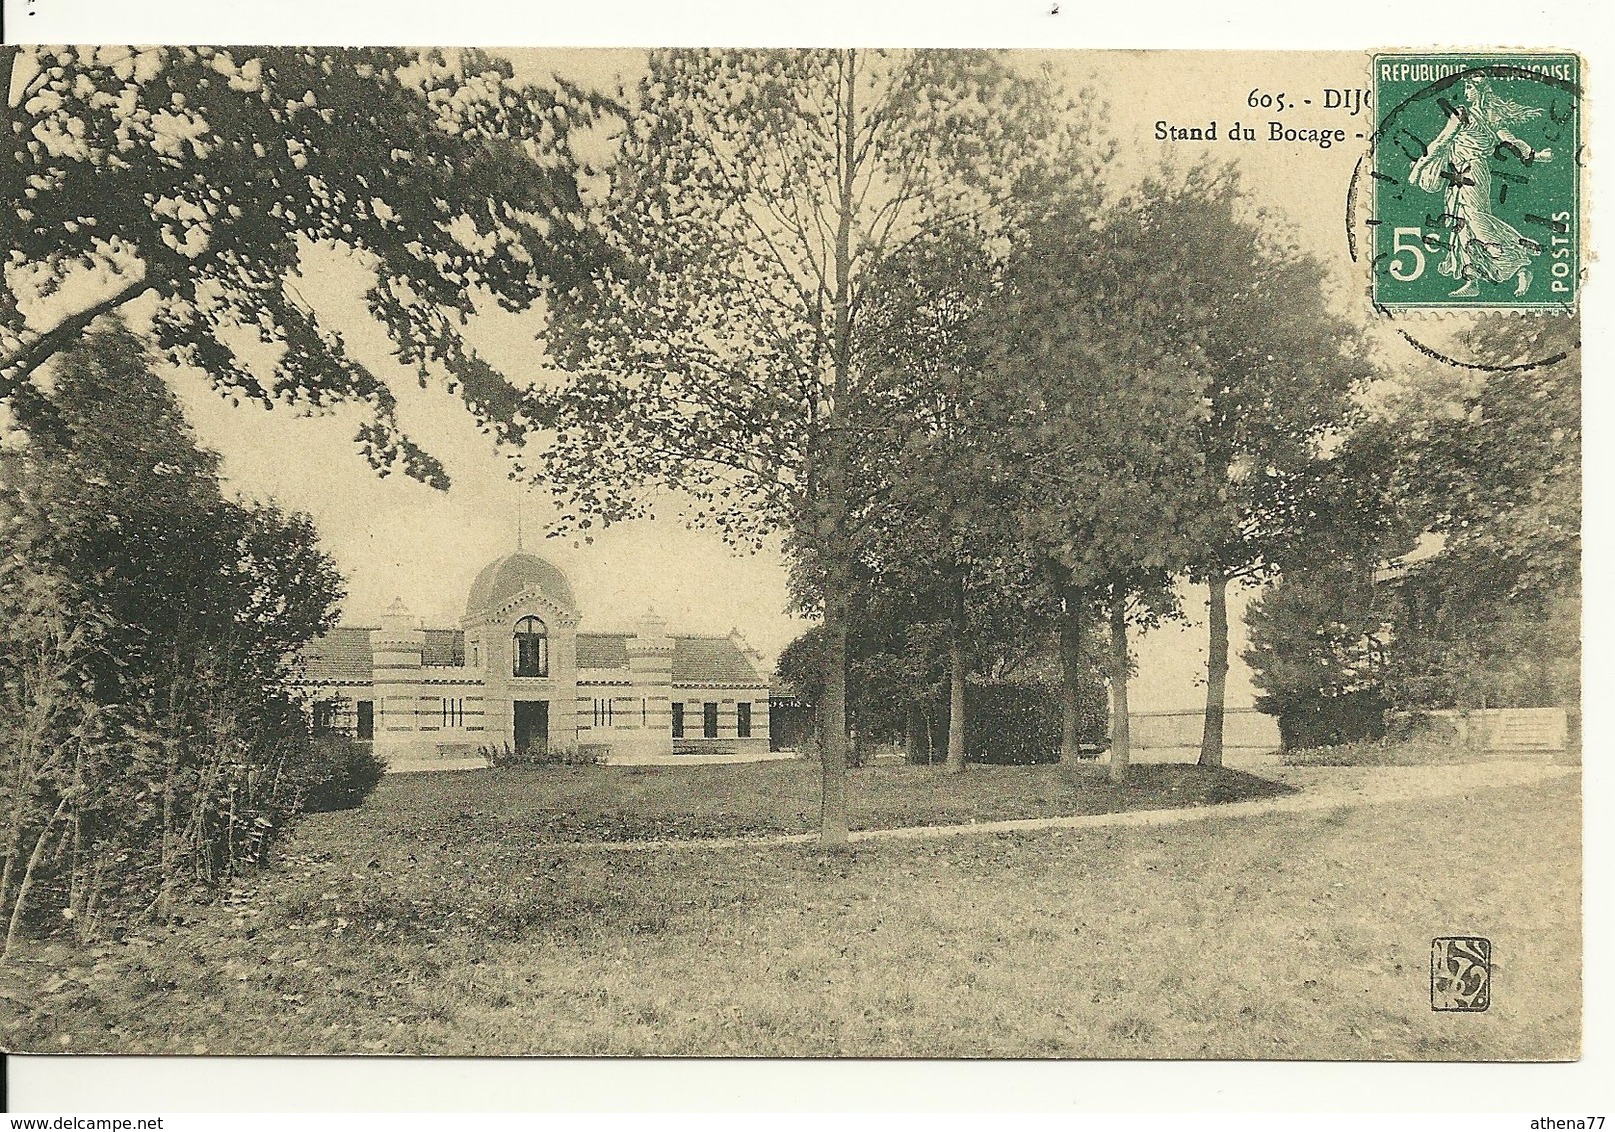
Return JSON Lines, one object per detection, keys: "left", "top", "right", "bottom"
{"left": 1371, "top": 53, "right": 1580, "bottom": 310}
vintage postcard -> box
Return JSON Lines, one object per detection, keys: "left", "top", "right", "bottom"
{"left": 0, "top": 43, "right": 1583, "bottom": 1068}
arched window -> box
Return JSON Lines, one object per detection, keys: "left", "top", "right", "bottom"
{"left": 513, "top": 616, "right": 549, "bottom": 677}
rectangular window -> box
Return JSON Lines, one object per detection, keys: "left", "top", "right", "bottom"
{"left": 593, "top": 698, "right": 616, "bottom": 728}
{"left": 703, "top": 701, "right": 719, "bottom": 739}
{"left": 357, "top": 701, "right": 374, "bottom": 740}
{"left": 642, "top": 698, "right": 648, "bottom": 727}
{"left": 737, "top": 702, "right": 752, "bottom": 739}
{"left": 441, "top": 699, "right": 463, "bottom": 728}
{"left": 671, "top": 702, "right": 684, "bottom": 739}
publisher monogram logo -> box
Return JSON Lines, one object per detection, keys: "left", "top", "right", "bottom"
{"left": 1431, "top": 936, "right": 1492, "bottom": 1012}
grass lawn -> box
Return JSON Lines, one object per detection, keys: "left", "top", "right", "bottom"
{"left": 0, "top": 760, "right": 1579, "bottom": 1058}
{"left": 329, "top": 758, "right": 1291, "bottom": 844}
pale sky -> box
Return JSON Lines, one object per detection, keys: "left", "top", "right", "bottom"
{"left": 162, "top": 49, "right": 1427, "bottom": 710}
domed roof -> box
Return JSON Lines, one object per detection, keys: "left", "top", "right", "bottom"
{"left": 464, "top": 551, "right": 577, "bottom": 619}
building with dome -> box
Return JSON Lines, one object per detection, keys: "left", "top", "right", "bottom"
{"left": 295, "top": 550, "right": 774, "bottom": 770}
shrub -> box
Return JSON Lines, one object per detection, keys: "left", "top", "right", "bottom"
{"left": 0, "top": 328, "right": 346, "bottom": 953}
{"left": 1264, "top": 689, "right": 1388, "bottom": 752}
{"left": 1383, "top": 710, "right": 1462, "bottom": 746}
{"left": 289, "top": 735, "right": 388, "bottom": 813}
{"left": 482, "top": 742, "right": 603, "bottom": 769}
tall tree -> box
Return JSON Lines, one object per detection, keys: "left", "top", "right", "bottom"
{"left": 1393, "top": 316, "right": 1580, "bottom": 607}
{"left": 1242, "top": 307, "right": 1581, "bottom": 744}
{"left": 529, "top": 49, "right": 1106, "bottom": 841}
{"left": 852, "top": 228, "right": 1020, "bottom": 773}
{"left": 2, "top": 45, "right": 608, "bottom": 482}
{"left": 1090, "top": 168, "right": 1368, "bottom": 769}
{"left": 1376, "top": 315, "right": 1580, "bottom": 716}
{"left": 986, "top": 191, "right": 1210, "bottom": 783}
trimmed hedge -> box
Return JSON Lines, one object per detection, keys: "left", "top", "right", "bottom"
{"left": 903, "top": 680, "right": 1108, "bottom": 765}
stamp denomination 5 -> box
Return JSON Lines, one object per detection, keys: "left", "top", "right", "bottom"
{"left": 1370, "top": 54, "right": 1580, "bottom": 312}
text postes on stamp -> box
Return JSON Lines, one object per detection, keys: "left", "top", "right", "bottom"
{"left": 1371, "top": 54, "right": 1579, "bottom": 311}
{"left": 1431, "top": 936, "right": 1493, "bottom": 1012}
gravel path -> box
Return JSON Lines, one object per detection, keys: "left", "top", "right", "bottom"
{"left": 535, "top": 760, "right": 1575, "bottom": 851}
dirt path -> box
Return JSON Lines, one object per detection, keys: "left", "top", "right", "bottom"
{"left": 536, "top": 760, "right": 1574, "bottom": 851}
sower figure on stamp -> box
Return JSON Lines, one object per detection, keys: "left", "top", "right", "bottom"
{"left": 1410, "top": 74, "right": 1553, "bottom": 297}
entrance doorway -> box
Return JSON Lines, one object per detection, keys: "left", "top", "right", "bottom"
{"left": 514, "top": 700, "right": 549, "bottom": 754}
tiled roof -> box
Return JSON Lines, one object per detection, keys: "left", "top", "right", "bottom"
{"left": 577, "top": 633, "right": 630, "bottom": 669}
{"left": 297, "top": 626, "right": 375, "bottom": 684}
{"left": 298, "top": 628, "right": 765, "bottom": 687}
{"left": 579, "top": 633, "right": 765, "bottom": 685}
{"left": 672, "top": 636, "right": 766, "bottom": 686}
{"left": 422, "top": 629, "right": 464, "bottom": 667}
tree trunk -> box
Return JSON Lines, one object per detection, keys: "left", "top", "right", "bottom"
{"left": 157, "top": 725, "right": 182, "bottom": 918}
{"left": 819, "top": 582, "right": 851, "bottom": 846}
{"left": 1059, "top": 587, "right": 1087, "bottom": 766}
{"left": 945, "top": 572, "right": 968, "bottom": 773}
{"left": 903, "top": 703, "right": 923, "bottom": 764}
{"left": 1198, "top": 571, "right": 1230, "bottom": 768}
{"left": 1107, "top": 594, "right": 1132, "bottom": 786}
{"left": 0, "top": 780, "right": 26, "bottom": 924}
{"left": 68, "top": 734, "right": 88, "bottom": 926}
{"left": 3, "top": 800, "right": 65, "bottom": 962}
{"left": 81, "top": 857, "right": 107, "bottom": 944}
{"left": 814, "top": 408, "right": 853, "bottom": 842}
{"left": 814, "top": 47, "right": 861, "bottom": 848}
{"left": 1, "top": 47, "right": 21, "bottom": 203}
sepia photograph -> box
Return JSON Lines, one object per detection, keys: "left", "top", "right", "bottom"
{"left": 0, "top": 32, "right": 1585, "bottom": 1073}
